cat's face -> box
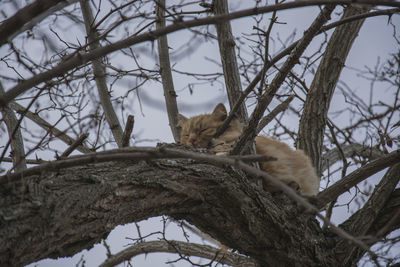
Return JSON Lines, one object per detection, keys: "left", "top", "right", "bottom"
{"left": 178, "top": 103, "right": 227, "bottom": 148}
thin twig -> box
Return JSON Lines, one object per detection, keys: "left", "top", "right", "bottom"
{"left": 9, "top": 101, "right": 92, "bottom": 153}
{"left": 3, "top": 0, "right": 398, "bottom": 106}
{"left": 256, "top": 95, "right": 294, "bottom": 134}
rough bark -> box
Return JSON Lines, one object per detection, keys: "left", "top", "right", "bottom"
{"left": 1, "top": 146, "right": 340, "bottom": 267}
{"left": 212, "top": 0, "right": 248, "bottom": 123}
{"left": 156, "top": 0, "right": 180, "bottom": 142}
{"left": 317, "top": 149, "right": 400, "bottom": 209}
{"left": 336, "top": 164, "right": 400, "bottom": 265}
{"left": 80, "top": 0, "right": 124, "bottom": 147}
{"left": 297, "top": 5, "right": 370, "bottom": 175}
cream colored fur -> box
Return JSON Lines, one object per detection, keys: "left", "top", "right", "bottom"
{"left": 178, "top": 103, "right": 319, "bottom": 196}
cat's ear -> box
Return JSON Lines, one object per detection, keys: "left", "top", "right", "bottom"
{"left": 177, "top": 114, "right": 188, "bottom": 127}
{"left": 212, "top": 103, "right": 227, "bottom": 121}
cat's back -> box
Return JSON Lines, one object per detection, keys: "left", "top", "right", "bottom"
{"left": 255, "top": 135, "right": 319, "bottom": 195}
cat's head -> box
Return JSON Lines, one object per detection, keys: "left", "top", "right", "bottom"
{"left": 178, "top": 103, "right": 228, "bottom": 148}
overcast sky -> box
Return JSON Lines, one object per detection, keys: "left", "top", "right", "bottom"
{"left": 1, "top": 1, "right": 399, "bottom": 266}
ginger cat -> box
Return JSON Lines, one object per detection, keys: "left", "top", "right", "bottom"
{"left": 178, "top": 103, "right": 319, "bottom": 196}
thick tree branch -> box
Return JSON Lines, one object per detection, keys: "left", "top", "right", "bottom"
{"left": 155, "top": 0, "right": 180, "bottom": 142}
{"left": 317, "top": 149, "right": 400, "bottom": 209}
{"left": 0, "top": 145, "right": 375, "bottom": 265}
{"left": 80, "top": 0, "right": 124, "bottom": 147}
{"left": 0, "top": 146, "right": 342, "bottom": 267}
{"left": 99, "top": 240, "right": 259, "bottom": 267}
{"left": 368, "top": 188, "right": 400, "bottom": 238}
{"left": 297, "top": 5, "right": 370, "bottom": 175}
{"left": 1, "top": 0, "right": 399, "bottom": 106}
{"left": 212, "top": 0, "right": 248, "bottom": 123}
{"left": 336, "top": 164, "right": 400, "bottom": 265}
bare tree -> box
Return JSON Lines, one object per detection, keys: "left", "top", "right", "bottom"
{"left": 0, "top": 0, "right": 399, "bottom": 266}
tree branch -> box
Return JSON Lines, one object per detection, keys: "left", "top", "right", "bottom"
{"left": 99, "top": 240, "right": 259, "bottom": 267}
{"left": 369, "top": 188, "right": 400, "bottom": 239}
{"left": 0, "top": 145, "right": 342, "bottom": 266}
{"left": 60, "top": 132, "right": 89, "bottom": 157}
{"left": 321, "top": 143, "right": 383, "bottom": 172}
{"left": 256, "top": 95, "right": 294, "bottom": 134}
{"left": 155, "top": 0, "right": 180, "bottom": 142}
{"left": 0, "top": 82, "right": 26, "bottom": 171}
{"left": 8, "top": 101, "right": 92, "bottom": 153}
{"left": 0, "top": 0, "right": 73, "bottom": 46}
{"left": 297, "top": 5, "right": 370, "bottom": 175}
{"left": 121, "top": 115, "right": 134, "bottom": 147}
{"left": 79, "top": 0, "right": 124, "bottom": 147}
{"left": 212, "top": 0, "right": 248, "bottom": 123}
{"left": 2, "top": 0, "right": 399, "bottom": 106}
{"left": 230, "top": 5, "right": 336, "bottom": 155}
{"left": 336, "top": 164, "right": 400, "bottom": 265}
{"left": 317, "top": 149, "right": 400, "bottom": 209}
{"left": 0, "top": 145, "right": 375, "bottom": 265}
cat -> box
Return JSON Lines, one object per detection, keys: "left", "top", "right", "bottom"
{"left": 178, "top": 103, "right": 319, "bottom": 196}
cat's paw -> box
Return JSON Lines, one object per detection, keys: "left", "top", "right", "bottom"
{"left": 215, "top": 152, "right": 228, "bottom": 156}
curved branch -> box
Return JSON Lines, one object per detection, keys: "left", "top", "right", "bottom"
{"left": 99, "top": 240, "right": 259, "bottom": 267}
{"left": 1, "top": 0, "right": 399, "bottom": 106}
{"left": 297, "top": 5, "right": 370, "bottom": 175}
{"left": 0, "top": 145, "right": 341, "bottom": 266}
